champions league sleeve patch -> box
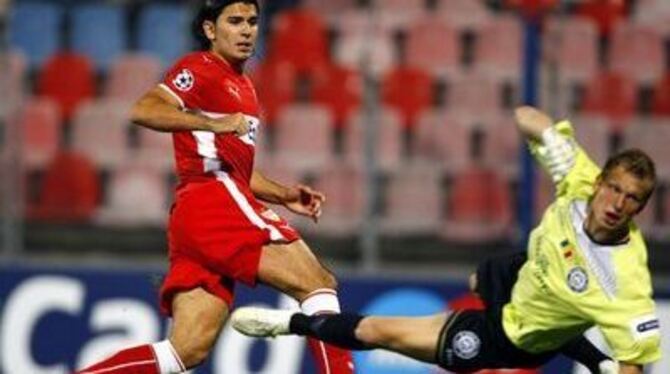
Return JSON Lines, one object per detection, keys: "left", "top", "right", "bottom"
{"left": 567, "top": 266, "right": 589, "bottom": 293}
{"left": 173, "top": 69, "right": 195, "bottom": 91}
{"left": 630, "top": 314, "right": 660, "bottom": 341}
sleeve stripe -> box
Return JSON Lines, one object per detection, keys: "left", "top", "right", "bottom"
{"left": 159, "top": 83, "right": 185, "bottom": 109}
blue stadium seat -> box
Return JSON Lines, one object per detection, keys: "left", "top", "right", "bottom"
{"left": 138, "top": 4, "right": 192, "bottom": 66}
{"left": 71, "top": 4, "right": 127, "bottom": 72}
{"left": 9, "top": 2, "right": 64, "bottom": 69}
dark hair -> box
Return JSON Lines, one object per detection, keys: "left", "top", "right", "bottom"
{"left": 601, "top": 148, "right": 656, "bottom": 199}
{"left": 192, "top": 0, "right": 260, "bottom": 50}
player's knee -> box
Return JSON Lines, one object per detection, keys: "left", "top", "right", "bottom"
{"left": 319, "top": 268, "right": 338, "bottom": 290}
{"left": 171, "top": 332, "right": 217, "bottom": 368}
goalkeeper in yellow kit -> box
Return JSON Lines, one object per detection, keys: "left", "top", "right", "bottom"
{"left": 231, "top": 106, "right": 661, "bottom": 374}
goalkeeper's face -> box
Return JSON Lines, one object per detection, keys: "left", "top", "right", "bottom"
{"left": 590, "top": 166, "right": 654, "bottom": 233}
{"left": 204, "top": 2, "right": 258, "bottom": 65}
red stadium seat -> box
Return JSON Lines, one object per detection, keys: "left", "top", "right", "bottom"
{"left": 405, "top": 16, "right": 460, "bottom": 79}
{"left": 448, "top": 73, "right": 503, "bottom": 116}
{"left": 19, "top": 97, "right": 61, "bottom": 170}
{"left": 634, "top": 0, "right": 670, "bottom": 35}
{"left": 345, "top": 108, "right": 403, "bottom": 170}
{"left": 267, "top": 8, "right": 329, "bottom": 74}
{"left": 435, "top": 0, "right": 491, "bottom": 31}
{"left": 333, "top": 11, "right": 396, "bottom": 78}
{"left": 576, "top": 0, "right": 626, "bottom": 36}
{"left": 311, "top": 64, "right": 362, "bottom": 127}
{"left": 37, "top": 52, "right": 95, "bottom": 121}
{"left": 473, "top": 16, "right": 523, "bottom": 81}
{"left": 302, "top": 0, "right": 358, "bottom": 14}
{"left": 381, "top": 65, "right": 434, "bottom": 129}
{"left": 369, "top": 0, "right": 426, "bottom": 32}
{"left": 481, "top": 116, "right": 521, "bottom": 178}
{"left": 581, "top": 70, "right": 637, "bottom": 130}
{"left": 572, "top": 115, "right": 612, "bottom": 166}
{"left": 104, "top": 53, "right": 163, "bottom": 100}
{"left": 441, "top": 166, "right": 513, "bottom": 242}
{"left": 96, "top": 166, "right": 168, "bottom": 226}
{"left": 28, "top": 151, "right": 101, "bottom": 222}
{"left": 414, "top": 110, "right": 472, "bottom": 172}
{"left": 136, "top": 126, "right": 174, "bottom": 172}
{"left": 71, "top": 99, "right": 132, "bottom": 168}
{"left": 307, "top": 163, "right": 366, "bottom": 236}
{"left": 274, "top": 104, "right": 335, "bottom": 170}
{"left": 8, "top": 50, "right": 27, "bottom": 107}
{"left": 652, "top": 73, "right": 670, "bottom": 116}
{"left": 622, "top": 118, "right": 670, "bottom": 179}
{"left": 381, "top": 162, "right": 442, "bottom": 234}
{"left": 544, "top": 17, "right": 599, "bottom": 83}
{"left": 609, "top": 23, "right": 664, "bottom": 84}
{"left": 250, "top": 59, "right": 297, "bottom": 125}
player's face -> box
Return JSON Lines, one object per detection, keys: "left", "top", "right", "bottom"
{"left": 205, "top": 3, "right": 258, "bottom": 65}
{"left": 589, "top": 166, "right": 653, "bottom": 233}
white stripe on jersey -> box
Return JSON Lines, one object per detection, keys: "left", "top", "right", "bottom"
{"left": 214, "top": 170, "right": 285, "bottom": 241}
{"left": 192, "top": 130, "right": 222, "bottom": 173}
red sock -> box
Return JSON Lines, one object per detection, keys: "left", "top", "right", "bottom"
{"left": 76, "top": 344, "right": 159, "bottom": 374}
{"left": 307, "top": 337, "right": 355, "bottom": 374}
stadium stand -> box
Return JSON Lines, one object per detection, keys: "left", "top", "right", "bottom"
{"left": 381, "top": 64, "right": 434, "bottom": 129}
{"left": 36, "top": 52, "right": 95, "bottom": 121}
{"left": 9, "top": 2, "right": 63, "bottom": 69}
{"left": 609, "top": 23, "right": 665, "bottom": 84}
{"left": 137, "top": 3, "right": 191, "bottom": 66}
{"left": 441, "top": 165, "right": 513, "bottom": 242}
{"left": 28, "top": 151, "right": 101, "bottom": 223}
{"left": 544, "top": 16, "right": 599, "bottom": 84}
{"left": 405, "top": 15, "right": 460, "bottom": 79}
{"left": 18, "top": 97, "right": 61, "bottom": 170}
{"left": 104, "top": 53, "right": 163, "bottom": 101}
{"left": 71, "top": 99, "right": 133, "bottom": 169}
{"left": 345, "top": 108, "right": 404, "bottom": 171}
{"left": 273, "top": 103, "right": 335, "bottom": 170}
{"left": 96, "top": 166, "right": 168, "bottom": 227}
{"left": 581, "top": 69, "right": 637, "bottom": 130}
{"left": 71, "top": 3, "right": 127, "bottom": 72}
{"left": 380, "top": 162, "right": 442, "bottom": 235}
{"left": 310, "top": 63, "right": 362, "bottom": 128}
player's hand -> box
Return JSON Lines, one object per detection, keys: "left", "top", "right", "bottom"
{"left": 283, "top": 184, "right": 326, "bottom": 223}
{"left": 205, "top": 112, "right": 250, "bottom": 136}
{"left": 514, "top": 106, "right": 554, "bottom": 140}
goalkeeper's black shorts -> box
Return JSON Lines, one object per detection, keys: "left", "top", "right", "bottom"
{"left": 434, "top": 251, "right": 556, "bottom": 372}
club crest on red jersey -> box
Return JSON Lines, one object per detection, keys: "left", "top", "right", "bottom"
{"left": 173, "top": 69, "right": 195, "bottom": 91}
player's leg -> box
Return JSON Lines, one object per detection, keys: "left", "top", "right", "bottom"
{"left": 76, "top": 287, "right": 226, "bottom": 374}
{"left": 232, "top": 307, "right": 448, "bottom": 364}
{"left": 168, "top": 287, "right": 229, "bottom": 368}
{"left": 257, "top": 239, "right": 353, "bottom": 374}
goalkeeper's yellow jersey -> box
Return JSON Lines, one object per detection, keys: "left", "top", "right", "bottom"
{"left": 501, "top": 121, "right": 661, "bottom": 364}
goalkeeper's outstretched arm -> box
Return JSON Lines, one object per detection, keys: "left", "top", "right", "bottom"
{"left": 514, "top": 106, "right": 576, "bottom": 183}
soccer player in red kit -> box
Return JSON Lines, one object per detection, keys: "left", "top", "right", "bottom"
{"left": 77, "top": 1, "right": 354, "bottom": 373}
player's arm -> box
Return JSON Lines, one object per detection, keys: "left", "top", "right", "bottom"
{"left": 251, "top": 171, "right": 325, "bottom": 222}
{"left": 514, "top": 106, "right": 576, "bottom": 183}
{"left": 130, "top": 86, "right": 249, "bottom": 135}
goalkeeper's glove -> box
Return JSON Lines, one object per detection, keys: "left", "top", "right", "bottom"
{"left": 537, "top": 127, "right": 575, "bottom": 183}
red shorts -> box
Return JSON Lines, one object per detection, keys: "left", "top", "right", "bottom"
{"left": 159, "top": 179, "right": 300, "bottom": 315}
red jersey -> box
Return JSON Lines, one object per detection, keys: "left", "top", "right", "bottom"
{"left": 160, "top": 51, "right": 260, "bottom": 189}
